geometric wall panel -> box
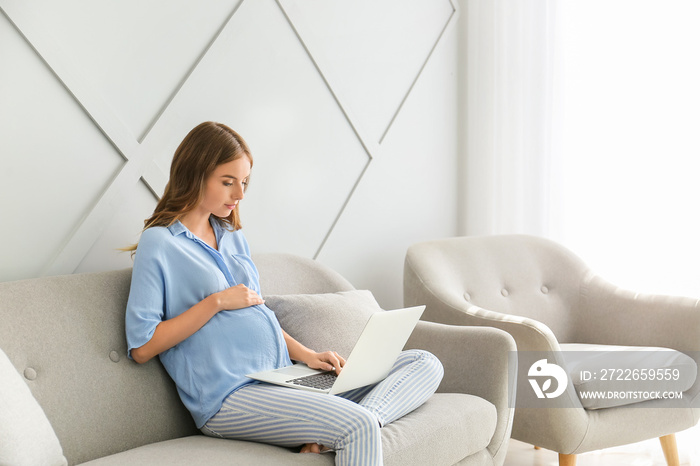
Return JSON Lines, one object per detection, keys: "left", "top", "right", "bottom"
{"left": 20, "top": 0, "right": 244, "bottom": 141}
{"left": 74, "top": 179, "right": 157, "bottom": 275}
{"left": 0, "top": 0, "right": 460, "bottom": 307}
{"left": 0, "top": 10, "right": 123, "bottom": 281}
{"left": 146, "top": 0, "right": 370, "bottom": 259}
{"left": 317, "top": 24, "right": 460, "bottom": 308}
{"left": 279, "top": 0, "right": 455, "bottom": 144}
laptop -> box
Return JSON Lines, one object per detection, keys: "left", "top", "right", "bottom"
{"left": 247, "top": 305, "right": 425, "bottom": 395}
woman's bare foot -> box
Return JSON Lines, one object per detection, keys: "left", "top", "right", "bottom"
{"left": 300, "top": 443, "right": 329, "bottom": 454}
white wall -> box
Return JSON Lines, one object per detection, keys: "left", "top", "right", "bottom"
{"left": 0, "top": 0, "right": 460, "bottom": 309}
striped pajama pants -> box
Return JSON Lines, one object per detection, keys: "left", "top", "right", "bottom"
{"left": 202, "top": 349, "right": 444, "bottom": 466}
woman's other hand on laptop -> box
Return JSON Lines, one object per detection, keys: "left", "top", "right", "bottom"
{"left": 281, "top": 330, "right": 345, "bottom": 375}
{"left": 307, "top": 350, "right": 346, "bottom": 375}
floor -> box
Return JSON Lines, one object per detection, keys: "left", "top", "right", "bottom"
{"left": 503, "top": 423, "right": 699, "bottom": 466}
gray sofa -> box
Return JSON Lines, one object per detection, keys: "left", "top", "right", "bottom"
{"left": 0, "top": 253, "right": 516, "bottom": 466}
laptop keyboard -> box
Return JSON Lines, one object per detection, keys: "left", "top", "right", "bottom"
{"left": 287, "top": 371, "right": 338, "bottom": 390}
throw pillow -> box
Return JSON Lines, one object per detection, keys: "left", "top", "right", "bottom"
{"left": 0, "top": 348, "right": 67, "bottom": 466}
{"left": 264, "top": 290, "right": 383, "bottom": 359}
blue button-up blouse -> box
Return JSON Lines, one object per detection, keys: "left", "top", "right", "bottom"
{"left": 125, "top": 217, "right": 292, "bottom": 428}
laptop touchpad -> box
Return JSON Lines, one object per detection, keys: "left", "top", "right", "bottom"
{"left": 275, "top": 365, "right": 317, "bottom": 376}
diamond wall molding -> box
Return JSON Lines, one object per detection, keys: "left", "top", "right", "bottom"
{"left": 0, "top": 0, "right": 458, "bottom": 277}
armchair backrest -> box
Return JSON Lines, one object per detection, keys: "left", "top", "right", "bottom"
{"left": 405, "top": 235, "right": 591, "bottom": 342}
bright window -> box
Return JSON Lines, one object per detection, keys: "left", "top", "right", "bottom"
{"left": 551, "top": 1, "right": 700, "bottom": 297}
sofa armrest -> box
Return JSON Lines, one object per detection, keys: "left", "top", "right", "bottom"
{"left": 404, "top": 321, "right": 516, "bottom": 465}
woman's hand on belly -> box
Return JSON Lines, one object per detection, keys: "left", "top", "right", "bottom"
{"left": 213, "top": 284, "right": 264, "bottom": 311}
{"left": 131, "top": 285, "right": 262, "bottom": 364}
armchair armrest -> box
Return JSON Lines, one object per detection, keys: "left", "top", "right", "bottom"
{"left": 404, "top": 321, "right": 516, "bottom": 464}
{"left": 577, "top": 275, "right": 700, "bottom": 352}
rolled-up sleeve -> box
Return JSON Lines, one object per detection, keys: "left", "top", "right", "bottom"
{"left": 125, "top": 231, "right": 166, "bottom": 359}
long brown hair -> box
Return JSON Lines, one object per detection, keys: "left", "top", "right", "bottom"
{"left": 124, "top": 122, "right": 252, "bottom": 252}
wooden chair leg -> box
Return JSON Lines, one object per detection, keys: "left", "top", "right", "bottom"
{"left": 659, "top": 434, "right": 680, "bottom": 466}
{"left": 558, "top": 453, "right": 577, "bottom": 466}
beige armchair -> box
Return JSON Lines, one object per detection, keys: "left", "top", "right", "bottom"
{"left": 404, "top": 235, "right": 700, "bottom": 466}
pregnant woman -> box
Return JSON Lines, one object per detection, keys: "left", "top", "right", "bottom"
{"left": 124, "top": 121, "right": 443, "bottom": 465}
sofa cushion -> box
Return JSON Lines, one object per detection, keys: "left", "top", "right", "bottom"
{"left": 0, "top": 348, "right": 67, "bottom": 466}
{"left": 382, "top": 393, "right": 497, "bottom": 465}
{"left": 560, "top": 343, "right": 697, "bottom": 409}
{"left": 78, "top": 436, "right": 329, "bottom": 466}
{"left": 264, "top": 290, "right": 382, "bottom": 359}
{"left": 79, "top": 393, "right": 496, "bottom": 466}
